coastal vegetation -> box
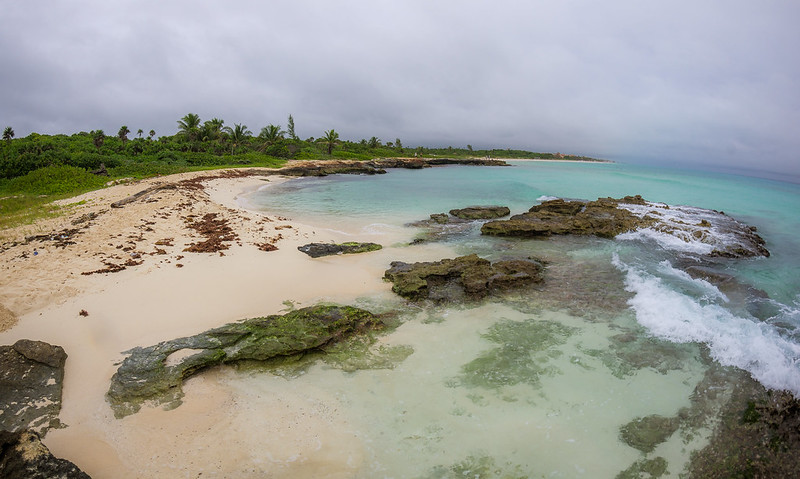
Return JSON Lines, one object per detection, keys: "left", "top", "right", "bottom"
{"left": 0, "top": 114, "right": 602, "bottom": 227}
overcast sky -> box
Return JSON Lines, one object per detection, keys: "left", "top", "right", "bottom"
{"left": 2, "top": 1, "right": 798, "bottom": 180}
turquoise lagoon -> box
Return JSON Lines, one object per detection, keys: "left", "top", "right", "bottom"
{"left": 245, "top": 161, "right": 800, "bottom": 478}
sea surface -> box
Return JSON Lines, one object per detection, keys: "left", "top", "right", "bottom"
{"left": 246, "top": 160, "right": 800, "bottom": 478}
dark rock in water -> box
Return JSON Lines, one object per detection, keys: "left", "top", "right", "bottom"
{"left": 107, "top": 305, "right": 381, "bottom": 417}
{"left": 449, "top": 206, "right": 511, "bottom": 220}
{"left": 482, "top": 196, "right": 653, "bottom": 239}
{"left": 383, "top": 254, "right": 545, "bottom": 302}
{"left": 0, "top": 429, "right": 91, "bottom": 479}
{"left": 429, "top": 213, "right": 450, "bottom": 224}
{"left": 482, "top": 195, "right": 770, "bottom": 258}
{"left": 297, "top": 242, "right": 382, "bottom": 258}
{"left": 0, "top": 340, "right": 67, "bottom": 435}
{"left": 619, "top": 414, "right": 680, "bottom": 453}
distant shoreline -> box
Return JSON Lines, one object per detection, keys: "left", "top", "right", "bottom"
{"left": 495, "top": 158, "right": 613, "bottom": 164}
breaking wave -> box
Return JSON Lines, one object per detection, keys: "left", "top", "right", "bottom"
{"left": 612, "top": 253, "right": 800, "bottom": 395}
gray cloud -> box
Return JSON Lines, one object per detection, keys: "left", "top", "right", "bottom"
{"left": 1, "top": 0, "right": 798, "bottom": 178}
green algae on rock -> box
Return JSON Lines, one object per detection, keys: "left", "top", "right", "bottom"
{"left": 107, "top": 305, "right": 382, "bottom": 418}
{"left": 481, "top": 197, "right": 655, "bottom": 239}
{"left": 619, "top": 414, "right": 680, "bottom": 453}
{"left": 448, "top": 205, "right": 511, "bottom": 220}
{"left": 383, "top": 254, "right": 545, "bottom": 302}
{"left": 297, "top": 242, "right": 382, "bottom": 258}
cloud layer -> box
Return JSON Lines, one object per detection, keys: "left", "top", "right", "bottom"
{"left": 2, "top": 1, "right": 798, "bottom": 178}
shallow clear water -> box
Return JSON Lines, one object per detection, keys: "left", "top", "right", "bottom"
{"left": 246, "top": 161, "right": 800, "bottom": 477}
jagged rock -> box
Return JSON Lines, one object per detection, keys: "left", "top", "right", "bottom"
{"left": 297, "top": 242, "right": 382, "bottom": 258}
{"left": 449, "top": 206, "right": 510, "bottom": 220}
{"left": 619, "top": 415, "right": 680, "bottom": 453}
{"left": 384, "top": 254, "right": 545, "bottom": 302}
{"left": 0, "top": 340, "right": 67, "bottom": 435}
{"left": 482, "top": 196, "right": 770, "bottom": 258}
{"left": 482, "top": 196, "right": 653, "bottom": 239}
{"left": 0, "top": 430, "right": 91, "bottom": 479}
{"left": 107, "top": 305, "right": 381, "bottom": 417}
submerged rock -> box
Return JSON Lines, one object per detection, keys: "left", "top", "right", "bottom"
{"left": 0, "top": 340, "right": 67, "bottom": 435}
{"left": 383, "top": 254, "right": 545, "bottom": 302}
{"left": 0, "top": 429, "right": 91, "bottom": 479}
{"left": 297, "top": 242, "right": 382, "bottom": 258}
{"left": 619, "top": 414, "right": 680, "bottom": 453}
{"left": 481, "top": 196, "right": 770, "bottom": 258}
{"left": 107, "top": 305, "right": 381, "bottom": 417}
{"left": 449, "top": 206, "right": 511, "bottom": 220}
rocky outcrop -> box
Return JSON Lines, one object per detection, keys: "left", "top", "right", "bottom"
{"left": 275, "top": 158, "right": 509, "bottom": 177}
{"left": 449, "top": 206, "right": 510, "bottom": 220}
{"left": 0, "top": 430, "right": 91, "bottom": 479}
{"left": 297, "top": 242, "right": 382, "bottom": 258}
{"left": 0, "top": 340, "right": 67, "bottom": 435}
{"left": 482, "top": 196, "right": 770, "bottom": 258}
{"left": 481, "top": 196, "right": 653, "bottom": 239}
{"left": 384, "top": 254, "right": 545, "bottom": 302}
{"left": 107, "top": 305, "right": 381, "bottom": 417}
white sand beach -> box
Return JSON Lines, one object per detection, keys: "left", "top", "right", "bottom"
{"left": 0, "top": 166, "right": 445, "bottom": 478}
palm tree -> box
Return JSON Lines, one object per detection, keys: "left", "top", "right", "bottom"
{"left": 395, "top": 138, "right": 403, "bottom": 152}
{"left": 287, "top": 114, "right": 297, "bottom": 140}
{"left": 259, "top": 124, "right": 285, "bottom": 148}
{"left": 200, "top": 118, "right": 225, "bottom": 142}
{"left": 149, "top": 129, "right": 156, "bottom": 140}
{"left": 222, "top": 123, "right": 252, "bottom": 154}
{"left": 368, "top": 136, "right": 380, "bottom": 149}
{"left": 323, "top": 129, "right": 340, "bottom": 155}
{"left": 137, "top": 128, "right": 144, "bottom": 139}
{"left": 2, "top": 126, "right": 14, "bottom": 142}
{"left": 118, "top": 125, "right": 130, "bottom": 145}
{"left": 177, "top": 113, "right": 201, "bottom": 141}
{"left": 92, "top": 130, "right": 105, "bottom": 151}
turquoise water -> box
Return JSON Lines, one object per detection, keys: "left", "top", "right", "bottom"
{"left": 248, "top": 161, "right": 800, "bottom": 477}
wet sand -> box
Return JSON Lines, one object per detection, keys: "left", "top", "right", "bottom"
{"left": 0, "top": 167, "right": 435, "bottom": 477}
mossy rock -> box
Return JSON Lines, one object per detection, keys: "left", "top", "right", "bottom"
{"left": 449, "top": 205, "right": 510, "bottom": 220}
{"left": 619, "top": 415, "right": 680, "bottom": 453}
{"left": 107, "top": 305, "right": 381, "bottom": 417}
{"left": 297, "top": 242, "right": 382, "bottom": 258}
{"left": 383, "top": 254, "right": 545, "bottom": 302}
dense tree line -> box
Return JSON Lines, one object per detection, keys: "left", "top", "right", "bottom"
{"left": 0, "top": 113, "right": 598, "bottom": 181}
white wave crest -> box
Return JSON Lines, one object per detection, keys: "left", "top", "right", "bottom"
{"left": 612, "top": 253, "right": 800, "bottom": 395}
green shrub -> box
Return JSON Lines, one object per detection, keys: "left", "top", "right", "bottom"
{"left": 3, "top": 165, "right": 108, "bottom": 196}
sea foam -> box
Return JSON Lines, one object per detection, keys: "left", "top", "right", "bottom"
{"left": 617, "top": 202, "right": 757, "bottom": 257}
{"left": 613, "top": 253, "right": 800, "bottom": 396}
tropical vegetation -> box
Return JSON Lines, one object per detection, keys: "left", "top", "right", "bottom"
{"left": 0, "top": 114, "right": 601, "bottom": 227}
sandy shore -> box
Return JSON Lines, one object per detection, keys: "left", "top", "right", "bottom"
{"left": 0, "top": 167, "right": 450, "bottom": 477}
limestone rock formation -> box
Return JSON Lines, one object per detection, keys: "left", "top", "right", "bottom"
{"left": 482, "top": 196, "right": 770, "bottom": 258}
{"left": 0, "top": 430, "right": 91, "bottom": 479}
{"left": 481, "top": 197, "right": 653, "bottom": 239}
{"left": 449, "top": 206, "right": 511, "bottom": 220}
{"left": 0, "top": 340, "right": 67, "bottom": 435}
{"left": 384, "top": 254, "right": 545, "bottom": 302}
{"left": 297, "top": 242, "right": 382, "bottom": 258}
{"left": 107, "top": 305, "right": 381, "bottom": 417}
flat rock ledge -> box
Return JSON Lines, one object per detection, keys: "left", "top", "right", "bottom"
{"left": 481, "top": 196, "right": 769, "bottom": 258}
{"left": 0, "top": 340, "right": 67, "bottom": 436}
{"left": 449, "top": 206, "right": 511, "bottom": 220}
{"left": 107, "top": 305, "right": 381, "bottom": 418}
{"left": 384, "top": 254, "right": 545, "bottom": 302}
{"left": 0, "top": 429, "right": 91, "bottom": 479}
{"left": 298, "top": 242, "right": 382, "bottom": 258}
